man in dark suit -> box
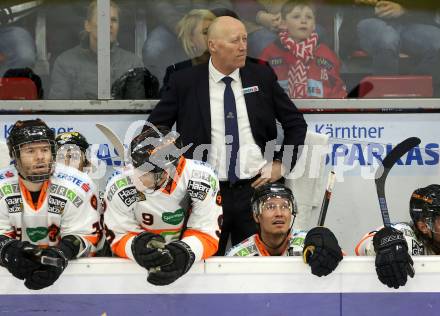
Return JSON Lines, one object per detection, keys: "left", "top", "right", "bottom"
{"left": 147, "top": 16, "right": 307, "bottom": 255}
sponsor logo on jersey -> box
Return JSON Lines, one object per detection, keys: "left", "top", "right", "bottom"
{"left": 412, "top": 239, "right": 425, "bottom": 255}
{"left": 290, "top": 237, "right": 304, "bottom": 247}
{"left": 316, "top": 57, "right": 334, "bottom": 70}
{"left": 49, "top": 184, "right": 84, "bottom": 207}
{"left": 107, "top": 177, "right": 133, "bottom": 202}
{"left": 162, "top": 208, "right": 185, "bottom": 225}
{"left": 188, "top": 180, "right": 210, "bottom": 201}
{"left": 26, "top": 227, "right": 48, "bottom": 242}
{"left": 0, "top": 170, "right": 14, "bottom": 180}
{"left": 235, "top": 244, "right": 257, "bottom": 256}
{"left": 81, "top": 183, "right": 90, "bottom": 192}
{"left": 48, "top": 195, "right": 67, "bottom": 215}
{"left": 192, "top": 170, "right": 218, "bottom": 192}
{"left": 5, "top": 195, "right": 23, "bottom": 213}
{"left": 118, "top": 187, "right": 138, "bottom": 207}
{"left": 55, "top": 172, "right": 89, "bottom": 190}
{"left": 116, "top": 178, "right": 129, "bottom": 189}
{"left": 0, "top": 183, "right": 19, "bottom": 199}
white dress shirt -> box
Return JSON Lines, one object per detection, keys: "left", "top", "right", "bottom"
{"left": 208, "top": 58, "right": 267, "bottom": 181}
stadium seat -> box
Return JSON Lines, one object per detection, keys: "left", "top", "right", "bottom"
{"left": 0, "top": 77, "right": 39, "bottom": 100}
{"left": 358, "top": 75, "right": 433, "bottom": 98}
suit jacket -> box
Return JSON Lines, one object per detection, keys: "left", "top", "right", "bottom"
{"left": 147, "top": 59, "right": 307, "bottom": 173}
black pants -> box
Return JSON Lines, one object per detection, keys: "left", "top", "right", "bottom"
{"left": 216, "top": 178, "right": 258, "bottom": 256}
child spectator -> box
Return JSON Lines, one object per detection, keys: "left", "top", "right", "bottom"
{"left": 259, "top": 0, "right": 346, "bottom": 98}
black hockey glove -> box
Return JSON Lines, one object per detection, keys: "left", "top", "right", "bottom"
{"left": 0, "top": 239, "right": 41, "bottom": 280}
{"left": 373, "top": 227, "right": 415, "bottom": 289}
{"left": 147, "top": 240, "right": 196, "bottom": 286}
{"left": 303, "top": 227, "right": 343, "bottom": 277}
{"left": 131, "top": 232, "right": 172, "bottom": 269}
{"left": 58, "top": 235, "right": 83, "bottom": 260}
{"left": 24, "top": 246, "right": 68, "bottom": 290}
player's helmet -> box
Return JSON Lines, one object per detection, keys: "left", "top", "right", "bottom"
{"left": 7, "top": 119, "right": 56, "bottom": 182}
{"left": 410, "top": 184, "right": 440, "bottom": 232}
{"left": 129, "top": 125, "right": 182, "bottom": 191}
{"left": 252, "top": 182, "right": 297, "bottom": 217}
{"left": 55, "top": 131, "right": 89, "bottom": 152}
{"left": 55, "top": 131, "right": 90, "bottom": 169}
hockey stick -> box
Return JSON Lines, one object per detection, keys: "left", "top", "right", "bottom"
{"left": 374, "top": 137, "right": 421, "bottom": 227}
{"left": 317, "top": 171, "right": 336, "bottom": 226}
{"left": 96, "top": 123, "right": 125, "bottom": 162}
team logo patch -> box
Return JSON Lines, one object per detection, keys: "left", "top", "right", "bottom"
{"left": 5, "top": 195, "right": 23, "bottom": 213}
{"left": 27, "top": 227, "right": 48, "bottom": 242}
{"left": 162, "top": 209, "right": 185, "bottom": 225}
{"left": 0, "top": 170, "right": 14, "bottom": 180}
{"left": 118, "top": 187, "right": 138, "bottom": 207}
{"left": 48, "top": 195, "right": 67, "bottom": 215}
{"left": 188, "top": 180, "right": 210, "bottom": 201}
{"left": 137, "top": 191, "right": 146, "bottom": 202}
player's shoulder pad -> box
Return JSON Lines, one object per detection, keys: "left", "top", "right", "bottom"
{"left": 52, "top": 163, "right": 96, "bottom": 196}
{"left": 226, "top": 237, "right": 256, "bottom": 256}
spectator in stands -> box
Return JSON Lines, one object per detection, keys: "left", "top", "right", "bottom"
{"left": 0, "top": 0, "right": 37, "bottom": 76}
{"left": 147, "top": 16, "right": 307, "bottom": 255}
{"left": 351, "top": 0, "right": 440, "bottom": 78}
{"left": 142, "top": 0, "right": 233, "bottom": 85}
{"left": 259, "top": 0, "right": 346, "bottom": 98}
{"left": 49, "top": 0, "right": 143, "bottom": 99}
{"left": 2, "top": 67, "right": 43, "bottom": 100}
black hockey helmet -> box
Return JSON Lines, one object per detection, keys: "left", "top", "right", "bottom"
{"left": 410, "top": 184, "right": 440, "bottom": 225}
{"left": 7, "top": 119, "right": 56, "bottom": 182}
{"left": 55, "top": 131, "right": 89, "bottom": 152}
{"left": 252, "top": 182, "right": 297, "bottom": 216}
{"left": 129, "top": 125, "right": 183, "bottom": 191}
{"left": 55, "top": 131, "right": 90, "bottom": 168}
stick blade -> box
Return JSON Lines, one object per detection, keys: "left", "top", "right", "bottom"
{"left": 382, "top": 137, "right": 421, "bottom": 169}
{"left": 96, "top": 123, "right": 126, "bottom": 160}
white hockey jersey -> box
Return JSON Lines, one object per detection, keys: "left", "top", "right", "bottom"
{"left": 355, "top": 222, "right": 432, "bottom": 256}
{"left": 0, "top": 164, "right": 100, "bottom": 257}
{"left": 226, "top": 230, "right": 308, "bottom": 256}
{"left": 104, "top": 157, "right": 222, "bottom": 262}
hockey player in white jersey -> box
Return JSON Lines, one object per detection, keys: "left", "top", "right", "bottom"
{"left": 356, "top": 184, "right": 440, "bottom": 289}
{"left": 0, "top": 119, "right": 100, "bottom": 290}
{"left": 104, "top": 125, "right": 222, "bottom": 285}
{"left": 227, "top": 183, "right": 343, "bottom": 277}
{"left": 55, "top": 131, "right": 90, "bottom": 172}
{"left": 56, "top": 131, "right": 110, "bottom": 256}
